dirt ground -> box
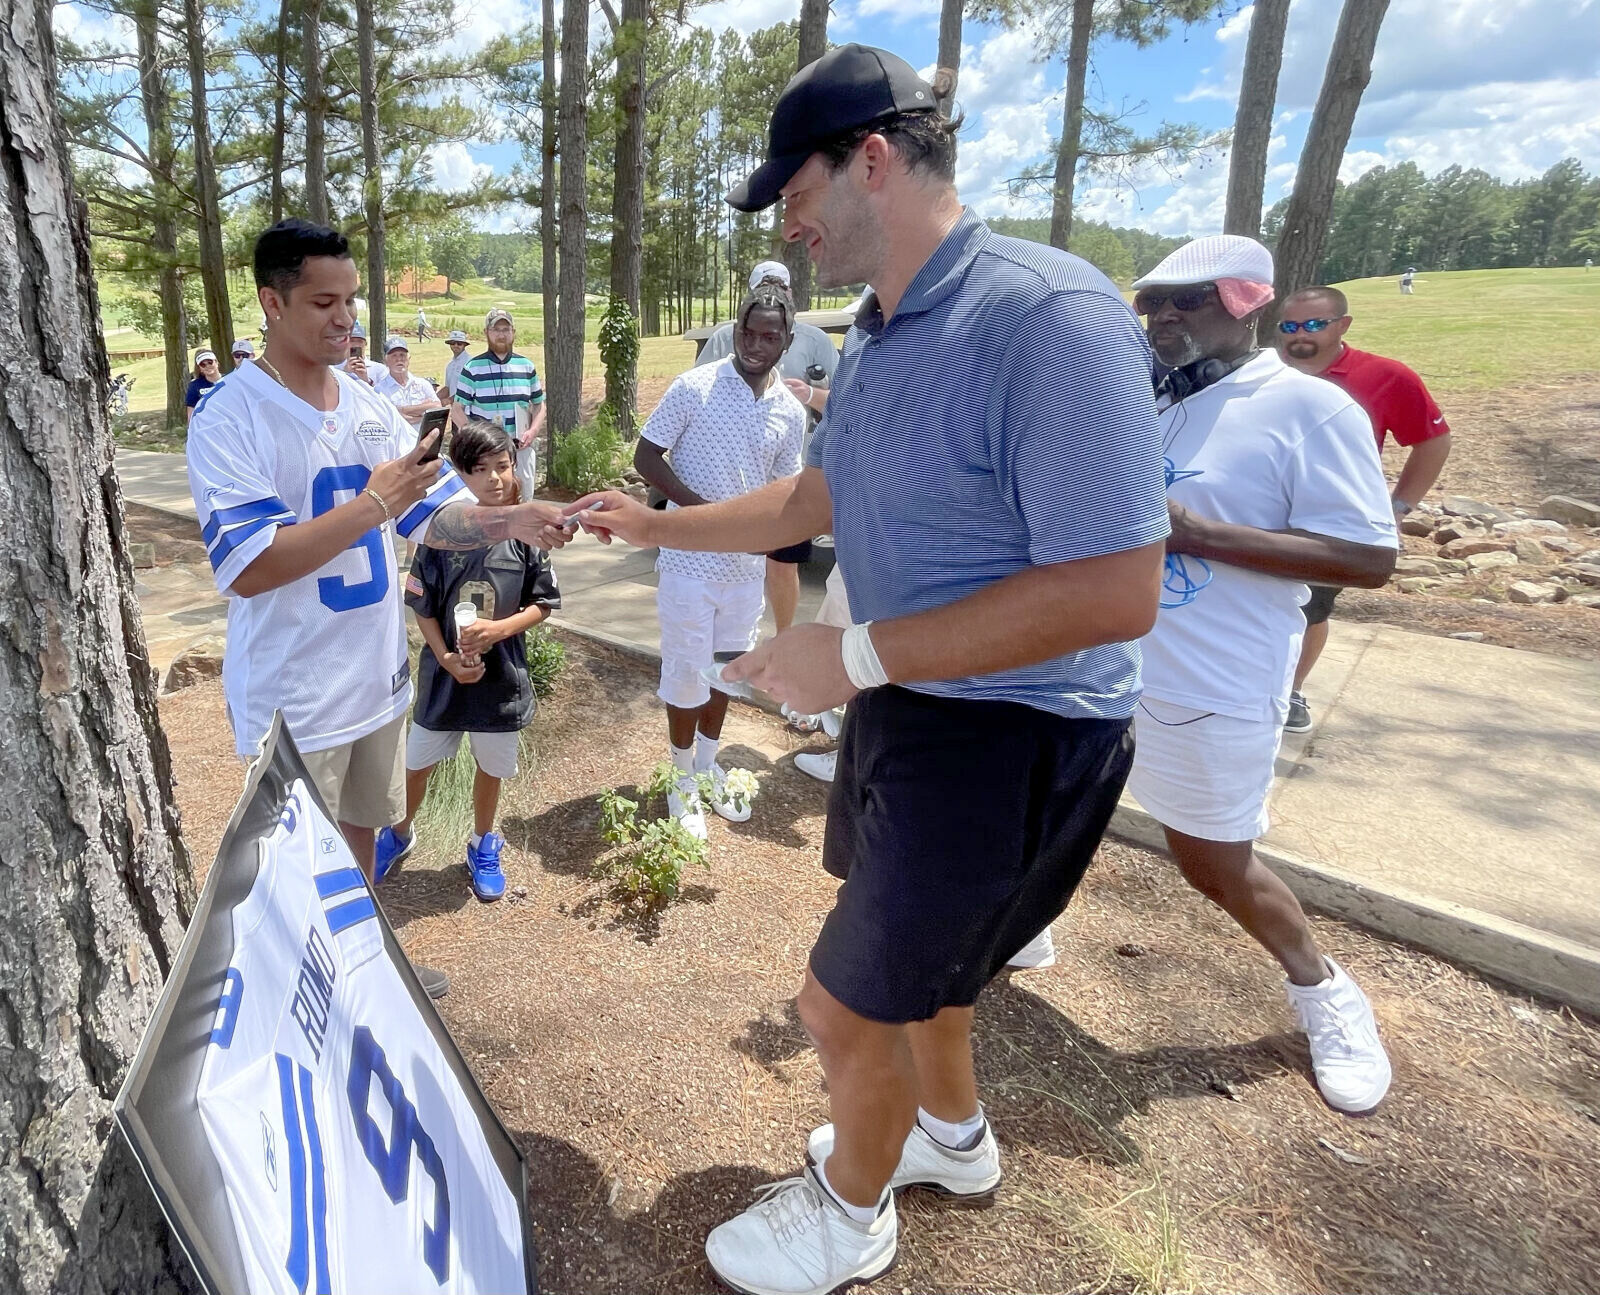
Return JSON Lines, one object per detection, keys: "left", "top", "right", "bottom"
{"left": 1424, "top": 377, "right": 1600, "bottom": 508}
{"left": 158, "top": 639, "right": 1600, "bottom": 1295}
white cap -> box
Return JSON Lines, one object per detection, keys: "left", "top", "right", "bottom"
{"left": 1132, "top": 235, "right": 1274, "bottom": 289}
{"left": 194, "top": 349, "right": 216, "bottom": 364}
{"left": 749, "top": 260, "right": 791, "bottom": 291}
{"left": 446, "top": 329, "right": 469, "bottom": 343}
{"left": 231, "top": 338, "right": 255, "bottom": 356}
{"left": 384, "top": 335, "right": 409, "bottom": 354}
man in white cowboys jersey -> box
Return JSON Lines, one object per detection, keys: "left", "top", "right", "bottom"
{"left": 199, "top": 781, "right": 528, "bottom": 1294}
{"left": 187, "top": 220, "right": 573, "bottom": 998}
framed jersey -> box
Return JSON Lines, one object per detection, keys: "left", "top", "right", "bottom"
{"left": 115, "top": 715, "right": 536, "bottom": 1294}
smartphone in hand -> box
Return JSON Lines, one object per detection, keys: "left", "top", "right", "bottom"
{"left": 416, "top": 406, "right": 449, "bottom": 464}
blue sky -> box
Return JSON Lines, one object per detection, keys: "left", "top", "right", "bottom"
{"left": 54, "top": 0, "right": 1600, "bottom": 236}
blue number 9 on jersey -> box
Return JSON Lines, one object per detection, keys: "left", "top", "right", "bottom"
{"left": 347, "top": 1026, "right": 451, "bottom": 1282}
{"left": 312, "top": 465, "right": 390, "bottom": 612}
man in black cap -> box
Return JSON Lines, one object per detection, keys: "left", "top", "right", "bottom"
{"left": 567, "top": 45, "right": 1168, "bottom": 1295}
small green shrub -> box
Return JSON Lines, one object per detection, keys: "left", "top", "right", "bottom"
{"left": 525, "top": 627, "right": 566, "bottom": 699}
{"left": 549, "top": 404, "right": 625, "bottom": 494}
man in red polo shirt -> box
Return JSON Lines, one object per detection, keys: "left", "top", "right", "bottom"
{"left": 1276, "top": 284, "right": 1452, "bottom": 731}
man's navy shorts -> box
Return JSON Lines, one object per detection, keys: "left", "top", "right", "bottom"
{"left": 810, "top": 685, "right": 1133, "bottom": 1024}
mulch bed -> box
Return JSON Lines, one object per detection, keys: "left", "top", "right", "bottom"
{"left": 157, "top": 640, "right": 1600, "bottom": 1294}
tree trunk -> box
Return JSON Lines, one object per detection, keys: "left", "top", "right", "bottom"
{"left": 785, "top": 0, "right": 828, "bottom": 310}
{"left": 540, "top": 0, "right": 559, "bottom": 371}
{"left": 1272, "top": 0, "right": 1391, "bottom": 305}
{"left": 132, "top": 0, "right": 188, "bottom": 428}
{"left": 301, "top": 0, "right": 329, "bottom": 225}
{"left": 550, "top": 0, "right": 589, "bottom": 446}
{"left": 356, "top": 0, "right": 385, "bottom": 345}
{"left": 605, "top": 0, "right": 646, "bottom": 433}
{"left": 183, "top": 0, "right": 234, "bottom": 367}
{"left": 936, "top": 0, "right": 962, "bottom": 115}
{"left": 0, "top": 0, "right": 198, "bottom": 1288}
{"left": 270, "top": 0, "right": 290, "bottom": 224}
{"left": 1048, "top": 0, "right": 1093, "bottom": 250}
{"left": 1223, "top": 0, "right": 1290, "bottom": 238}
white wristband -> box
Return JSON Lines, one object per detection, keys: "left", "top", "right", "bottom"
{"left": 841, "top": 622, "right": 890, "bottom": 691}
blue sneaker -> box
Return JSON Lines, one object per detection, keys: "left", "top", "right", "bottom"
{"left": 374, "top": 826, "right": 413, "bottom": 884}
{"left": 465, "top": 831, "right": 506, "bottom": 902}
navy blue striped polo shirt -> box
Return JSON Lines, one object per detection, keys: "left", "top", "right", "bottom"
{"left": 808, "top": 208, "right": 1168, "bottom": 720}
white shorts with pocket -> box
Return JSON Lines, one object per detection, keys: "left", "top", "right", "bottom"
{"left": 656, "top": 570, "right": 765, "bottom": 709}
{"left": 1126, "top": 698, "right": 1283, "bottom": 842}
{"left": 405, "top": 724, "right": 521, "bottom": 779}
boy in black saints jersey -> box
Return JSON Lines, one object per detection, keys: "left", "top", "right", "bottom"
{"left": 375, "top": 418, "right": 561, "bottom": 900}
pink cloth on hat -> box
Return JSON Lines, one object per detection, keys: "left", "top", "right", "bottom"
{"left": 1216, "top": 277, "right": 1275, "bottom": 319}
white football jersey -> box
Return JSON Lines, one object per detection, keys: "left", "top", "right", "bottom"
{"left": 197, "top": 782, "right": 527, "bottom": 1295}
{"left": 186, "top": 364, "right": 468, "bottom": 754}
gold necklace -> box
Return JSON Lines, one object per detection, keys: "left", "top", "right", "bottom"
{"left": 256, "top": 351, "right": 289, "bottom": 388}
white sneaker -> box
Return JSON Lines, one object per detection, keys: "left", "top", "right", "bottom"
{"left": 668, "top": 775, "right": 708, "bottom": 841}
{"left": 1006, "top": 927, "right": 1057, "bottom": 969}
{"left": 807, "top": 1119, "right": 1002, "bottom": 1198}
{"left": 1285, "top": 957, "right": 1392, "bottom": 1113}
{"left": 794, "top": 750, "right": 837, "bottom": 784}
{"left": 704, "top": 1165, "right": 897, "bottom": 1295}
{"left": 708, "top": 763, "right": 753, "bottom": 823}
{"left": 820, "top": 707, "right": 844, "bottom": 741}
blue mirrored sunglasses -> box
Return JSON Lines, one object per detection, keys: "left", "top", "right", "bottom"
{"left": 1277, "top": 317, "right": 1337, "bottom": 334}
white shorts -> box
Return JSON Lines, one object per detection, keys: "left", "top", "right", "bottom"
{"left": 405, "top": 724, "right": 521, "bottom": 779}
{"left": 816, "top": 562, "right": 853, "bottom": 630}
{"left": 657, "top": 570, "right": 765, "bottom": 709}
{"left": 1125, "top": 699, "right": 1283, "bottom": 842}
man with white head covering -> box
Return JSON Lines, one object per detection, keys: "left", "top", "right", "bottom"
{"left": 1121, "top": 234, "right": 1398, "bottom": 1112}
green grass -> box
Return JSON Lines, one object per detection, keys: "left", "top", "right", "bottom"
{"left": 1327, "top": 266, "right": 1600, "bottom": 397}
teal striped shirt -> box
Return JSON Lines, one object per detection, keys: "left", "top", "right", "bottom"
{"left": 455, "top": 350, "right": 544, "bottom": 434}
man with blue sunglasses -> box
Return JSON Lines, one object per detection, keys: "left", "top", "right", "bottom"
{"left": 1277, "top": 285, "right": 1452, "bottom": 733}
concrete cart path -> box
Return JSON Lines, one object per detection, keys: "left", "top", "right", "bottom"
{"left": 118, "top": 448, "right": 1600, "bottom": 1009}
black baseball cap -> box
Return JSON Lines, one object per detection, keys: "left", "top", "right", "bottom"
{"left": 727, "top": 44, "right": 938, "bottom": 213}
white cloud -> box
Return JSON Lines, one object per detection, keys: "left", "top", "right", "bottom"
{"left": 430, "top": 142, "right": 493, "bottom": 193}
{"left": 441, "top": 0, "right": 537, "bottom": 55}
{"left": 693, "top": 0, "right": 801, "bottom": 38}
{"left": 53, "top": 2, "right": 135, "bottom": 52}
{"left": 1339, "top": 149, "right": 1384, "bottom": 183}
{"left": 942, "top": 26, "right": 1064, "bottom": 215}
{"left": 853, "top": 0, "right": 939, "bottom": 22}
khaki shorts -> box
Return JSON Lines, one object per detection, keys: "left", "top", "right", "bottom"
{"left": 298, "top": 714, "right": 407, "bottom": 828}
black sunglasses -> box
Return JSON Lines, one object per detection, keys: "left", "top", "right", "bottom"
{"left": 1277, "top": 318, "right": 1338, "bottom": 334}
{"left": 1133, "top": 284, "right": 1216, "bottom": 315}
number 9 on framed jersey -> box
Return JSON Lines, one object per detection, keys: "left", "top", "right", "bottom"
{"left": 116, "top": 714, "right": 537, "bottom": 1294}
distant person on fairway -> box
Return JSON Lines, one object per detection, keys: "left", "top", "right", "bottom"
{"left": 451, "top": 308, "right": 545, "bottom": 503}
{"left": 1399, "top": 266, "right": 1416, "bottom": 294}
{"left": 1124, "top": 234, "right": 1398, "bottom": 1115}
{"left": 634, "top": 281, "right": 807, "bottom": 840}
{"left": 1276, "top": 284, "right": 1452, "bottom": 733}
{"left": 567, "top": 45, "right": 1167, "bottom": 1295}
{"left": 697, "top": 260, "right": 841, "bottom": 636}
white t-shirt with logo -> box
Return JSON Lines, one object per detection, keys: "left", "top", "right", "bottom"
{"left": 187, "top": 363, "right": 468, "bottom": 754}
{"left": 640, "top": 358, "right": 805, "bottom": 584}
{"left": 1141, "top": 349, "right": 1398, "bottom": 723}
{"left": 374, "top": 371, "right": 438, "bottom": 425}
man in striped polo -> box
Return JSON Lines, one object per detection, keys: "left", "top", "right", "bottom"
{"left": 451, "top": 307, "right": 546, "bottom": 500}
{"left": 566, "top": 44, "right": 1168, "bottom": 1295}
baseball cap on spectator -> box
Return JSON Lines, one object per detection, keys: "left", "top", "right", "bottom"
{"left": 749, "top": 260, "right": 791, "bottom": 291}
{"left": 1132, "top": 234, "right": 1276, "bottom": 319}
{"left": 446, "top": 329, "right": 469, "bottom": 343}
{"left": 194, "top": 349, "right": 217, "bottom": 365}
{"left": 728, "top": 44, "right": 939, "bottom": 213}
{"left": 350, "top": 321, "right": 368, "bottom": 341}
{"left": 485, "top": 308, "right": 513, "bottom": 329}
{"left": 231, "top": 338, "right": 255, "bottom": 357}
{"left": 384, "top": 336, "right": 409, "bottom": 354}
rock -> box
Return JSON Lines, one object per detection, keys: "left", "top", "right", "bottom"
{"left": 1538, "top": 495, "right": 1600, "bottom": 527}
{"left": 1448, "top": 631, "right": 1485, "bottom": 641}
{"left": 1441, "top": 537, "right": 1513, "bottom": 559}
{"left": 1508, "top": 581, "right": 1560, "bottom": 605}
{"left": 622, "top": 483, "right": 652, "bottom": 504}
{"left": 1511, "top": 508, "right": 1531, "bottom": 519}
{"left": 1563, "top": 563, "right": 1600, "bottom": 587}
{"left": 1432, "top": 522, "right": 1481, "bottom": 544}
{"left": 1394, "top": 555, "right": 1445, "bottom": 576}
{"left": 1466, "top": 550, "right": 1519, "bottom": 571}
{"left": 1433, "top": 558, "right": 1469, "bottom": 573}
{"left": 1494, "top": 518, "right": 1567, "bottom": 536}
{"left": 1397, "top": 577, "right": 1443, "bottom": 593}
{"left": 1442, "top": 496, "right": 1511, "bottom": 523}
{"left": 1115, "top": 942, "right": 1149, "bottom": 958}
{"left": 1471, "top": 596, "right": 1499, "bottom": 604}
{"left": 1542, "top": 537, "right": 1582, "bottom": 556}
{"left": 1570, "top": 594, "right": 1600, "bottom": 609}
{"left": 160, "top": 634, "right": 226, "bottom": 694}
{"left": 1513, "top": 537, "right": 1547, "bottom": 565}
{"left": 1399, "top": 515, "right": 1435, "bottom": 537}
